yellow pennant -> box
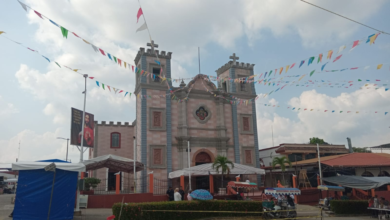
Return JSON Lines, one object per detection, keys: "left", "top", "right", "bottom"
{"left": 124, "top": 62, "right": 127, "bottom": 68}
{"left": 83, "top": 39, "right": 90, "bottom": 44}
{"left": 285, "top": 65, "right": 290, "bottom": 73}
{"left": 377, "top": 64, "right": 383, "bottom": 69}
{"left": 370, "top": 33, "right": 379, "bottom": 45}
{"left": 73, "top": 69, "right": 79, "bottom": 72}
{"left": 0, "top": 31, "right": 5, "bottom": 35}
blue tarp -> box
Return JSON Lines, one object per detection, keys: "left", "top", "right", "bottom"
{"left": 14, "top": 168, "right": 78, "bottom": 220}
{"left": 37, "top": 159, "right": 69, "bottom": 163}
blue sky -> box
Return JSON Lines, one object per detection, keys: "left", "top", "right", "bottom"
{"left": 0, "top": 0, "right": 389, "bottom": 163}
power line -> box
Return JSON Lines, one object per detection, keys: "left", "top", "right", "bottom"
{"left": 300, "top": 0, "right": 390, "bottom": 35}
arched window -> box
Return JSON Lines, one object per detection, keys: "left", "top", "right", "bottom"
{"left": 111, "top": 132, "right": 121, "bottom": 148}
{"left": 361, "top": 171, "right": 374, "bottom": 177}
{"left": 378, "top": 171, "right": 390, "bottom": 177}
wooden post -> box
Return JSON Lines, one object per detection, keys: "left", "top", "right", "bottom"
{"left": 180, "top": 175, "right": 185, "bottom": 190}
{"left": 371, "top": 188, "right": 375, "bottom": 197}
{"left": 115, "top": 173, "right": 120, "bottom": 195}
{"left": 387, "top": 185, "right": 390, "bottom": 191}
{"left": 236, "top": 176, "right": 240, "bottom": 182}
{"left": 81, "top": 172, "right": 85, "bottom": 179}
{"left": 317, "top": 175, "right": 320, "bottom": 186}
{"left": 209, "top": 175, "right": 214, "bottom": 194}
{"left": 149, "top": 172, "right": 154, "bottom": 194}
{"left": 292, "top": 175, "right": 298, "bottom": 204}
{"left": 352, "top": 188, "right": 356, "bottom": 197}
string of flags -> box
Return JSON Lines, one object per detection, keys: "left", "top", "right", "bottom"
{"left": 260, "top": 103, "right": 388, "bottom": 116}
{"left": 0, "top": 31, "right": 132, "bottom": 98}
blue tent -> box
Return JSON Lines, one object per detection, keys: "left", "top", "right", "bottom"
{"left": 12, "top": 160, "right": 85, "bottom": 220}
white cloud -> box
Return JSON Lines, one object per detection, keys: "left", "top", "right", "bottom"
{"left": 0, "top": 96, "right": 19, "bottom": 120}
{"left": 257, "top": 88, "right": 390, "bottom": 149}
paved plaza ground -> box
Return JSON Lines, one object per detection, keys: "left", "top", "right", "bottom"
{"left": 0, "top": 194, "right": 374, "bottom": 220}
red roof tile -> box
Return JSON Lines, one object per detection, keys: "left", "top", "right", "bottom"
{"left": 322, "top": 153, "right": 390, "bottom": 167}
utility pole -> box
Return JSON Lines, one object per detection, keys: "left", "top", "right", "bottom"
{"left": 188, "top": 140, "right": 191, "bottom": 191}
{"left": 133, "top": 136, "right": 137, "bottom": 193}
{"left": 317, "top": 143, "right": 323, "bottom": 185}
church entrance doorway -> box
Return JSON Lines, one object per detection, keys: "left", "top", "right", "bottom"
{"left": 107, "top": 169, "right": 121, "bottom": 191}
{"left": 195, "top": 152, "right": 212, "bottom": 190}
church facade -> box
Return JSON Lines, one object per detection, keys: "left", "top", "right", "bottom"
{"left": 89, "top": 43, "right": 261, "bottom": 191}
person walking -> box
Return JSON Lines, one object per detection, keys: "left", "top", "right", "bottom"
{"left": 187, "top": 190, "right": 193, "bottom": 201}
{"left": 174, "top": 188, "right": 182, "bottom": 201}
{"left": 166, "top": 187, "right": 174, "bottom": 201}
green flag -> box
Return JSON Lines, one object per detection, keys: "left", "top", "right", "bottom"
{"left": 102, "top": 84, "right": 105, "bottom": 90}
{"left": 114, "top": 57, "right": 117, "bottom": 63}
{"left": 310, "top": 70, "right": 315, "bottom": 77}
{"left": 60, "top": 27, "right": 68, "bottom": 39}
{"left": 55, "top": 62, "right": 61, "bottom": 68}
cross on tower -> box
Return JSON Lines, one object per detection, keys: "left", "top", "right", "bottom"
{"left": 147, "top": 40, "right": 159, "bottom": 53}
{"left": 229, "top": 53, "right": 239, "bottom": 65}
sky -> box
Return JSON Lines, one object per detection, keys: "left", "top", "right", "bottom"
{"left": 0, "top": 0, "right": 389, "bottom": 163}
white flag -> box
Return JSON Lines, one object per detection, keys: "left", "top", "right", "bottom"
{"left": 91, "top": 44, "right": 99, "bottom": 53}
{"left": 18, "top": 0, "right": 28, "bottom": 11}
{"left": 338, "top": 45, "right": 346, "bottom": 54}
{"left": 364, "top": 66, "right": 370, "bottom": 71}
{"left": 136, "top": 22, "right": 148, "bottom": 32}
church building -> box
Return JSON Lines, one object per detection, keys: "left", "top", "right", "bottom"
{"left": 89, "top": 42, "right": 261, "bottom": 192}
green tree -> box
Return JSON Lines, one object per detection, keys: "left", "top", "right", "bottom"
{"left": 84, "top": 177, "right": 101, "bottom": 190}
{"left": 352, "top": 147, "right": 371, "bottom": 153}
{"left": 212, "top": 155, "right": 234, "bottom": 188}
{"left": 309, "top": 137, "right": 328, "bottom": 145}
{"left": 272, "top": 156, "right": 292, "bottom": 185}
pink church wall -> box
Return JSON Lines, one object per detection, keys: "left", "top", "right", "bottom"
{"left": 224, "top": 104, "right": 234, "bottom": 145}
{"left": 186, "top": 99, "right": 218, "bottom": 130}
{"left": 171, "top": 102, "right": 179, "bottom": 144}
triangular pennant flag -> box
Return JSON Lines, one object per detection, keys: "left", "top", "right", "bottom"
{"left": 299, "top": 60, "right": 305, "bottom": 68}
{"left": 107, "top": 85, "right": 111, "bottom": 91}
{"left": 119, "top": 90, "right": 123, "bottom": 93}
{"left": 89, "top": 77, "right": 94, "bottom": 79}
{"left": 338, "top": 45, "right": 346, "bottom": 54}
{"left": 99, "top": 49, "right": 106, "bottom": 56}
{"left": 136, "top": 22, "right": 148, "bottom": 32}
{"left": 42, "top": 56, "right": 50, "bottom": 62}
{"left": 155, "top": 60, "right": 161, "bottom": 65}
{"left": 72, "top": 32, "right": 80, "bottom": 38}
{"left": 317, "top": 54, "right": 323, "bottom": 63}
{"left": 309, "top": 70, "right": 315, "bottom": 77}
{"left": 285, "top": 65, "right": 290, "bottom": 73}
{"left": 49, "top": 20, "right": 59, "bottom": 27}
{"left": 60, "top": 27, "right": 68, "bottom": 39}
{"left": 385, "top": 112, "right": 388, "bottom": 115}
{"left": 113, "top": 88, "right": 118, "bottom": 94}
{"left": 308, "top": 57, "right": 315, "bottom": 65}
{"left": 269, "top": 70, "right": 273, "bottom": 76}
{"left": 96, "top": 81, "right": 100, "bottom": 87}
{"left": 377, "top": 64, "right": 383, "bottom": 69}
{"left": 333, "top": 55, "right": 342, "bottom": 62}
{"left": 132, "top": 66, "right": 134, "bottom": 72}
{"left": 114, "top": 57, "right": 117, "bottom": 63}
{"left": 18, "top": 0, "right": 28, "bottom": 11}
{"left": 118, "top": 59, "right": 122, "bottom": 66}
{"left": 83, "top": 39, "right": 90, "bottom": 44}
{"left": 366, "top": 34, "right": 375, "bottom": 43}
{"left": 264, "top": 72, "right": 267, "bottom": 78}
{"left": 91, "top": 45, "right": 99, "bottom": 53}
{"left": 290, "top": 63, "right": 296, "bottom": 69}
{"left": 350, "top": 40, "right": 360, "bottom": 51}
{"left": 73, "top": 69, "right": 79, "bottom": 72}
{"left": 124, "top": 62, "right": 127, "bottom": 68}
{"left": 102, "top": 84, "right": 105, "bottom": 90}
{"left": 327, "top": 50, "right": 333, "bottom": 59}
{"left": 370, "top": 33, "right": 379, "bottom": 45}
{"left": 108, "top": 53, "right": 112, "bottom": 60}
{"left": 34, "top": 11, "right": 43, "bottom": 19}
{"left": 0, "top": 31, "right": 5, "bottom": 35}
{"left": 340, "top": 111, "right": 343, "bottom": 113}
{"left": 55, "top": 62, "right": 61, "bottom": 68}
{"left": 321, "top": 62, "right": 328, "bottom": 71}
{"left": 137, "top": 8, "right": 143, "bottom": 23}
{"left": 279, "top": 67, "right": 283, "bottom": 75}
{"left": 364, "top": 66, "right": 370, "bottom": 70}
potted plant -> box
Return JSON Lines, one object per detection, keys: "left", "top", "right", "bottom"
{"left": 82, "top": 177, "right": 101, "bottom": 195}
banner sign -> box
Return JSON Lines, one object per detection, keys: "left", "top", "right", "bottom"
{"left": 71, "top": 108, "right": 94, "bottom": 148}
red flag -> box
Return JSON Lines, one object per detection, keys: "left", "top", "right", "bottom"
{"left": 132, "top": 66, "right": 134, "bottom": 72}
{"left": 89, "top": 77, "right": 94, "bottom": 79}
{"left": 99, "top": 49, "right": 106, "bottom": 56}
{"left": 107, "top": 86, "right": 111, "bottom": 91}
{"left": 350, "top": 67, "right": 358, "bottom": 70}
{"left": 34, "top": 11, "right": 43, "bottom": 19}
{"left": 351, "top": 40, "right": 360, "bottom": 50}
{"left": 333, "top": 55, "right": 342, "bottom": 62}
{"left": 118, "top": 59, "right": 122, "bottom": 66}
{"left": 324, "top": 110, "right": 328, "bottom": 112}
{"left": 72, "top": 32, "right": 80, "bottom": 38}
{"left": 137, "top": 8, "right": 143, "bottom": 23}
{"left": 27, "top": 47, "right": 35, "bottom": 52}
{"left": 290, "top": 63, "right": 296, "bottom": 69}
{"left": 119, "top": 90, "right": 123, "bottom": 93}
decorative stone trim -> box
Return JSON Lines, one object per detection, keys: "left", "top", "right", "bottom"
{"left": 239, "top": 114, "right": 254, "bottom": 134}
{"left": 241, "top": 146, "right": 255, "bottom": 166}
{"left": 149, "top": 145, "right": 167, "bottom": 168}
{"left": 149, "top": 107, "right": 166, "bottom": 131}
{"left": 192, "top": 104, "right": 212, "bottom": 124}
{"left": 95, "top": 121, "right": 134, "bottom": 127}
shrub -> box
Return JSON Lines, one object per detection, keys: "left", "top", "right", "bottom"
{"left": 84, "top": 177, "right": 101, "bottom": 190}
{"left": 112, "top": 200, "right": 263, "bottom": 220}
{"left": 330, "top": 200, "right": 369, "bottom": 215}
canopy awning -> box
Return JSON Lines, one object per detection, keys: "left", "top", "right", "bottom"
{"left": 12, "top": 162, "right": 85, "bottom": 172}
{"left": 323, "top": 176, "right": 390, "bottom": 190}
{"left": 318, "top": 185, "right": 345, "bottom": 191}
{"left": 227, "top": 181, "right": 257, "bottom": 189}
{"left": 265, "top": 188, "right": 301, "bottom": 195}
{"left": 82, "top": 154, "right": 144, "bottom": 173}
{"left": 168, "top": 163, "right": 265, "bottom": 179}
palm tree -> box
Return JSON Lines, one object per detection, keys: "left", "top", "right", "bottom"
{"left": 272, "top": 156, "right": 292, "bottom": 186}
{"left": 212, "top": 155, "right": 234, "bottom": 188}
